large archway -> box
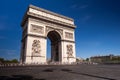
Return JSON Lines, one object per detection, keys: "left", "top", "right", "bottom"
{"left": 47, "top": 31, "right": 61, "bottom": 62}
{"left": 20, "top": 5, "right": 76, "bottom": 64}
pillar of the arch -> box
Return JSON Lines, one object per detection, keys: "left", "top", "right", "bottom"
{"left": 51, "top": 42, "right": 61, "bottom": 62}
{"left": 58, "top": 41, "right": 62, "bottom": 62}
{"left": 61, "top": 41, "right": 76, "bottom": 63}
{"left": 51, "top": 44, "right": 55, "bottom": 62}
{"left": 23, "top": 36, "right": 47, "bottom": 64}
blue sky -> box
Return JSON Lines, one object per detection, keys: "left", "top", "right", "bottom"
{"left": 0, "top": 0, "right": 120, "bottom": 60}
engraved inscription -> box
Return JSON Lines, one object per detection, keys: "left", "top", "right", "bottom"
{"left": 31, "top": 24, "right": 44, "bottom": 34}
{"left": 65, "top": 32, "right": 73, "bottom": 39}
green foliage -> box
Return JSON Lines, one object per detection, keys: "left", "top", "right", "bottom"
{"left": 86, "top": 58, "right": 89, "bottom": 61}
{"left": 76, "top": 58, "right": 79, "bottom": 62}
{"left": 0, "top": 57, "right": 19, "bottom": 63}
{"left": 11, "top": 59, "right": 18, "bottom": 63}
{"left": 0, "top": 58, "right": 4, "bottom": 63}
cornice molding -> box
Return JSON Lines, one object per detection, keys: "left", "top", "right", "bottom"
{"left": 21, "top": 5, "right": 76, "bottom": 29}
{"left": 29, "top": 5, "right": 73, "bottom": 21}
{"left": 61, "top": 39, "right": 75, "bottom": 43}
{"left": 28, "top": 12, "right": 75, "bottom": 28}
{"left": 28, "top": 34, "right": 47, "bottom": 39}
{"left": 21, "top": 34, "right": 47, "bottom": 42}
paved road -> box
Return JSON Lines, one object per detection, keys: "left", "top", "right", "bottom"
{"left": 0, "top": 64, "right": 120, "bottom": 80}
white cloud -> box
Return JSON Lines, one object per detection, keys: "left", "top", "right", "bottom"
{"left": 0, "top": 24, "right": 5, "bottom": 30}
{"left": 0, "top": 22, "right": 7, "bottom": 31}
{"left": 0, "top": 49, "right": 16, "bottom": 55}
{"left": 0, "top": 15, "right": 9, "bottom": 30}
{"left": 71, "top": 4, "right": 88, "bottom": 9}
{"left": 83, "top": 16, "right": 91, "bottom": 21}
{"left": 71, "top": 4, "right": 78, "bottom": 9}
{"left": 80, "top": 15, "right": 91, "bottom": 24}
{"left": 0, "top": 49, "right": 18, "bottom": 60}
{"left": 79, "top": 5, "right": 88, "bottom": 9}
{"left": 0, "top": 36, "right": 6, "bottom": 39}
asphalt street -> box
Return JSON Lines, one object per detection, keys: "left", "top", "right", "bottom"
{"left": 0, "top": 64, "right": 120, "bottom": 80}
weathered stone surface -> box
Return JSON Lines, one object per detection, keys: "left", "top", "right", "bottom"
{"left": 20, "top": 5, "right": 76, "bottom": 64}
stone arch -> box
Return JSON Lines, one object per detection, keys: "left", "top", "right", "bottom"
{"left": 20, "top": 5, "right": 76, "bottom": 64}
{"left": 47, "top": 30, "right": 62, "bottom": 62}
{"left": 46, "top": 26, "right": 63, "bottom": 39}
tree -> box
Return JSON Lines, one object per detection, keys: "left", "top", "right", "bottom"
{"left": 0, "top": 58, "right": 19, "bottom": 63}
{"left": 86, "top": 58, "right": 89, "bottom": 61}
{"left": 11, "top": 59, "right": 18, "bottom": 63}
{"left": 0, "top": 58, "right": 4, "bottom": 63}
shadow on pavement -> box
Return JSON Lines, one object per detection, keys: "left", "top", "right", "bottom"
{"left": 43, "top": 68, "right": 55, "bottom": 72}
{"left": 0, "top": 75, "right": 46, "bottom": 80}
{"left": 61, "top": 69, "right": 72, "bottom": 72}
{"left": 61, "top": 68, "right": 116, "bottom": 80}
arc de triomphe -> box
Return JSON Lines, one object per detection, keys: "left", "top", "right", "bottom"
{"left": 20, "top": 5, "right": 76, "bottom": 64}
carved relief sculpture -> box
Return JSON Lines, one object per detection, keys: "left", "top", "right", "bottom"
{"left": 31, "top": 40, "right": 41, "bottom": 59}
{"left": 46, "top": 26, "right": 54, "bottom": 34}
{"left": 65, "top": 32, "right": 73, "bottom": 39}
{"left": 57, "top": 29, "right": 63, "bottom": 36}
{"left": 20, "top": 5, "right": 76, "bottom": 64}
{"left": 31, "top": 24, "right": 44, "bottom": 34}
{"left": 66, "top": 44, "right": 73, "bottom": 60}
{"left": 46, "top": 26, "right": 63, "bottom": 37}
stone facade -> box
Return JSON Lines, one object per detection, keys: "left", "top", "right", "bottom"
{"left": 20, "top": 5, "right": 76, "bottom": 64}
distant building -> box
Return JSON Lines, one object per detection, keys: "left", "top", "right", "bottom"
{"left": 90, "top": 54, "right": 120, "bottom": 63}
{"left": 76, "top": 57, "right": 84, "bottom": 62}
